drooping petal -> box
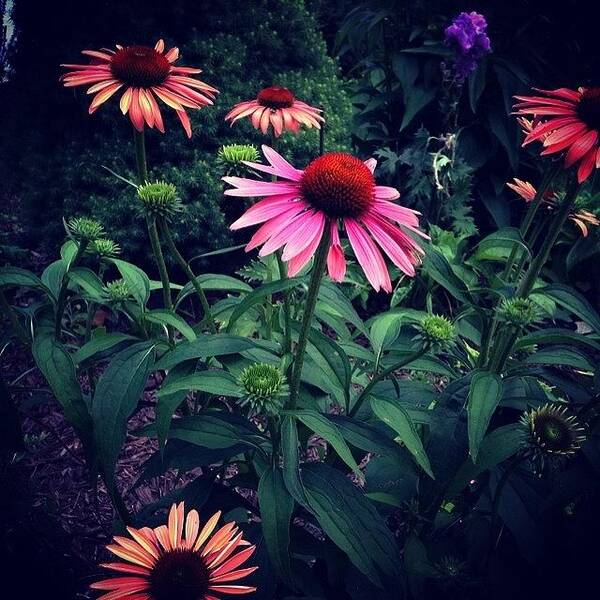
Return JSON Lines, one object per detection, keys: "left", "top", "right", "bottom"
{"left": 229, "top": 195, "right": 303, "bottom": 229}
{"left": 564, "top": 129, "right": 598, "bottom": 167}
{"left": 345, "top": 218, "right": 392, "bottom": 292}
{"left": 326, "top": 221, "right": 346, "bottom": 282}
{"left": 286, "top": 218, "right": 326, "bottom": 277}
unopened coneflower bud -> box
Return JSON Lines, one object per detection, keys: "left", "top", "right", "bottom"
{"left": 137, "top": 180, "right": 182, "bottom": 219}
{"left": 217, "top": 144, "right": 260, "bottom": 176}
{"left": 67, "top": 216, "right": 105, "bottom": 242}
{"left": 105, "top": 278, "right": 131, "bottom": 303}
{"left": 238, "top": 363, "right": 288, "bottom": 416}
{"left": 87, "top": 238, "right": 121, "bottom": 258}
{"left": 415, "top": 314, "right": 456, "bottom": 350}
{"left": 497, "top": 297, "right": 540, "bottom": 329}
{"left": 519, "top": 403, "right": 586, "bottom": 470}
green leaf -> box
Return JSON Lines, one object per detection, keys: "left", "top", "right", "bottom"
{"left": 369, "top": 312, "right": 406, "bottom": 358}
{"left": 302, "top": 463, "right": 401, "bottom": 586}
{"left": 467, "top": 371, "right": 504, "bottom": 461}
{"left": 329, "top": 415, "right": 406, "bottom": 458}
{"left": 158, "top": 370, "right": 243, "bottom": 398}
{"left": 289, "top": 409, "right": 362, "bottom": 479}
{"left": 392, "top": 53, "right": 418, "bottom": 100}
{"left": 258, "top": 466, "right": 294, "bottom": 585}
{"left": 155, "top": 361, "right": 197, "bottom": 452}
{"left": 532, "top": 284, "right": 600, "bottom": 332}
{"left": 68, "top": 267, "right": 106, "bottom": 300}
{"left": 109, "top": 258, "right": 150, "bottom": 307}
{"left": 41, "top": 260, "right": 66, "bottom": 301}
{"left": 92, "top": 342, "right": 156, "bottom": 489}
{"left": 370, "top": 396, "right": 434, "bottom": 478}
{"left": 448, "top": 423, "right": 524, "bottom": 497}
{"left": 280, "top": 416, "right": 309, "bottom": 508}
{"left": 473, "top": 228, "right": 529, "bottom": 262}
{"left": 400, "top": 85, "right": 436, "bottom": 131}
{"left": 227, "top": 278, "right": 304, "bottom": 332}
{"left": 145, "top": 309, "right": 196, "bottom": 341}
{"left": 520, "top": 346, "right": 596, "bottom": 372}
{"left": 423, "top": 249, "right": 471, "bottom": 303}
{"left": 515, "top": 329, "right": 600, "bottom": 353}
{"left": 74, "top": 333, "right": 136, "bottom": 364}
{"left": 317, "top": 280, "right": 367, "bottom": 336}
{"left": 175, "top": 274, "right": 251, "bottom": 308}
{"left": 0, "top": 266, "right": 51, "bottom": 296}
{"left": 155, "top": 334, "right": 277, "bottom": 371}
{"left": 154, "top": 413, "right": 267, "bottom": 451}
{"left": 32, "top": 330, "right": 93, "bottom": 449}
{"left": 60, "top": 240, "right": 79, "bottom": 269}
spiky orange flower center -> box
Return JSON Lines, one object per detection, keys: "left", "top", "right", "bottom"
{"left": 257, "top": 86, "right": 295, "bottom": 109}
{"left": 577, "top": 87, "right": 600, "bottom": 131}
{"left": 300, "top": 152, "right": 375, "bottom": 218}
{"left": 149, "top": 549, "right": 209, "bottom": 600}
{"left": 111, "top": 46, "right": 171, "bottom": 87}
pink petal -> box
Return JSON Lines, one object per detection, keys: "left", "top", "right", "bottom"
{"left": 223, "top": 177, "right": 300, "bottom": 198}
{"left": 286, "top": 218, "right": 326, "bottom": 277}
{"left": 577, "top": 147, "right": 597, "bottom": 183}
{"left": 564, "top": 129, "right": 598, "bottom": 167}
{"left": 371, "top": 199, "right": 421, "bottom": 228}
{"left": 229, "top": 195, "right": 304, "bottom": 229}
{"left": 279, "top": 211, "right": 326, "bottom": 260}
{"left": 327, "top": 221, "right": 346, "bottom": 282}
{"left": 374, "top": 185, "right": 400, "bottom": 200}
{"left": 344, "top": 219, "right": 392, "bottom": 292}
{"left": 244, "top": 204, "right": 309, "bottom": 251}
{"left": 364, "top": 158, "right": 377, "bottom": 173}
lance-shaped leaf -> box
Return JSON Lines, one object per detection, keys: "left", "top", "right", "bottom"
{"left": 158, "top": 370, "right": 242, "bottom": 398}
{"left": 258, "top": 466, "right": 294, "bottom": 585}
{"left": 467, "top": 370, "right": 503, "bottom": 461}
{"left": 145, "top": 309, "right": 196, "bottom": 341}
{"left": 303, "top": 463, "right": 401, "bottom": 587}
{"left": 370, "top": 396, "right": 434, "bottom": 478}
{"left": 92, "top": 341, "right": 155, "bottom": 489}
{"left": 280, "top": 416, "right": 309, "bottom": 508}
{"left": 109, "top": 258, "right": 150, "bottom": 307}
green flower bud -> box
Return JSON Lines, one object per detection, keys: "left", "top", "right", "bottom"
{"left": 87, "top": 238, "right": 121, "bottom": 258}
{"left": 520, "top": 403, "right": 585, "bottom": 470}
{"left": 415, "top": 314, "right": 456, "bottom": 349}
{"left": 217, "top": 144, "right": 260, "bottom": 176}
{"left": 137, "top": 180, "right": 182, "bottom": 219}
{"left": 67, "top": 217, "right": 105, "bottom": 242}
{"left": 497, "top": 297, "right": 540, "bottom": 329}
{"left": 105, "top": 279, "right": 131, "bottom": 303}
{"left": 238, "top": 363, "right": 288, "bottom": 416}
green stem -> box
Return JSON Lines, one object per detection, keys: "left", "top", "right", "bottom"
{"left": 288, "top": 230, "right": 331, "bottom": 409}
{"left": 488, "top": 328, "right": 519, "bottom": 374}
{"left": 54, "top": 240, "right": 88, "bottom": 337}
{"left": 0, "top": 289, "right": 30, "bottom": 345}
{"left": 159, "top": 217, "right": 217, "bottom": 334}
{"left": 517, "top": 178, "right": 579, "bottom": 298}
{"left": 349, "top": 348, "right": 427, "bottom": 418}
{"left": 133, "top": 128, "right": 148, "bottom": 184}
{"left": 146, "top": 216, "right": 174, "bottom": 343}
{"left": 276, "top": 253, "right": 292, "bottom": 356}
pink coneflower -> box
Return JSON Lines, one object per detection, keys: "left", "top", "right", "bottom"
{"left": 224, "top": 86, "right": 323, "bottom": 137}
{"left": 61, "top": 40, "right": 218, "bottom": 138}
{"left": 514, "top": 87, "right": 600, "bottom": 183}
{"left": 507, "top": 178, "right": 599, "bottom": 237}
{"left": 91, "top": 503, "right": 257, "bottom": 600}
{"left": 223, "top": 146, "right": 426, "bottom": 292}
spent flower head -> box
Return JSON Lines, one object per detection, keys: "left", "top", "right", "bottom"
{"left": 497, "top": 297, "right": 540, "bottom": 329}
{"left": 67, "top": 216, "right": 105, "bottom": 242}
{"left": 137, "top": 180, "right": 182, "bottom": 219}
{"left": 415, "top": 314, "right": 456, "bottom": 350}
{"left": 105, "top": 278, "right": 131, "bottom": 303}
{"left": 87, "top": 238, "right": 121, "bottom": 258}
{"left": 217, "top": 144, "right": 260, "bottom": 176}
{"left": 238, "top": 363, "right": 288, "bottom": 416}
{"left": 520, "top": 403, "right": 585, "bottom": 470}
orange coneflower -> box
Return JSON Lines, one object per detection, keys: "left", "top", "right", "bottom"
{"left": 61, "top": 40, "right": 218, "bottom": 138}
{"left": 91, "top": 503, "right": 257, "bottom": 600}
{"left": 225, "top": 86, "right": 323, "bottom": 137}
{"left": 514, "top": 87, "right": 600, "bottom": 183}
{"left": 507, "top": 177, "right": 599, "bottom": 237}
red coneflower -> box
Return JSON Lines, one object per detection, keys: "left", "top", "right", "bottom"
{"left": 91, "top": 503, "right": 257, "bottom": 600}
{"left": 514, "top": 87, "right": 600, "bottom": 183}
{"left": 507, "top": 178, "right": 599, "bottom": 237}
{"left": 225, "top": 86, "right": 323, "bottom": 137}
{"left": 61, "top": 40, "right": 218, "bottom": 138}
{"left": 223, "top": 146, "right": 427, "bottom": 292}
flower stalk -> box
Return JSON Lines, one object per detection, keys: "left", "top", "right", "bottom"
{"left": 288, "top": 229, "right": 331, "bottom": 409}
{"left": 158, "top": 216, "right": 217, "bottom": 333}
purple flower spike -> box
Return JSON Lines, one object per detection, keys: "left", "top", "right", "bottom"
{"left": 444, "top": 11, "right": 491, "bottom": 80}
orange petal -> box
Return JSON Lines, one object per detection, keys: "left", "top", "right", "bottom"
{"left": 210, "top": 566, "right": 258, "bottom": 583}
{"left": 185, "top": 509, "right": 200, "bottom": 548}
{"left": 193, "top": 511, "right": 221, "bottom": 552}
{"left": 176, "top": 109, "right": 192, "bottom": 138}
{"left": 106, "top": 545, "right": 154, "bottom": 569}
{"left": 126, "top": 527, "right": 160, "bottom": 560}
{"left": 155, "top": 39, "right": 165, "bottom": 53}
{"left": 89, "top": 82, "right": 123, "bottom": 113}
{"left": 120, "top": 87, "right": 134, "bottom": 114}
{"left": 208, "top": 585, "right": 257, "bottom": 595}
{"left": 154, "top": 524, "right": 172, "bottom": 552}
{"left": 100, "top": 563, "right": 151, "bottom": 576}
{"left": 210, "top": 545, "right": 256, "bottom": 578}
{"left": 201, "top": 523, "right": 236, "bottom": 556}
